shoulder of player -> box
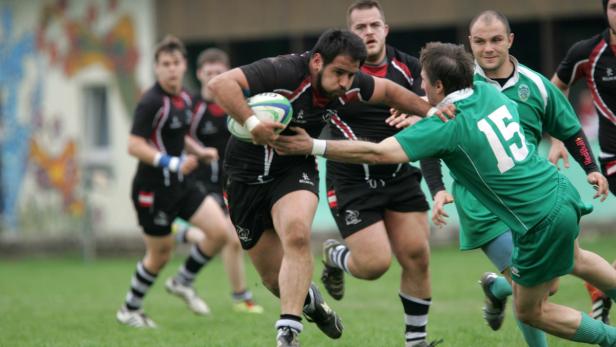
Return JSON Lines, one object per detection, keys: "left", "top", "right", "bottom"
{"left": 138, "top": 84, "right": 166, "bottom": 108}
{"left": 564, "top": 32, "right": 605, "bottom": 60}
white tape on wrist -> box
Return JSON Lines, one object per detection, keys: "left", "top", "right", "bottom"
{"left": 152, "top": 152, "right": 162, "bottom": 167}
{"left": 167, "top": 156, "right": 181, "bottom": 172}
{"left": 244, "top": 115, "right": 261, "bottom": 132}
{"left": 426, "top": 107, "right": 438, "bottom": 117}
{"left": 311, "top": 139, "right": 327, "bottom": 156}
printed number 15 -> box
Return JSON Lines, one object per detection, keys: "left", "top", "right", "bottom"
{"left": 477, "top": 105, "right": 529, "bottom": 173}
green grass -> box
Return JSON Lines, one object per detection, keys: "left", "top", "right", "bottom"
{"left": 1, "top": 234, "right": 615, "bottom": 347}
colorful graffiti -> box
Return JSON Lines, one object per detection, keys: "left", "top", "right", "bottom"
{"left": 1, "top": 0, "right": 143, "bottom": 233}
{"left": 37, "top": 0, "right": 141, "bottom": 112}
{"left": 0, "top": 6, "right": 37, "bottom": 232}
{"left": 30, "top": 139, "right": 84, "bottom": 216}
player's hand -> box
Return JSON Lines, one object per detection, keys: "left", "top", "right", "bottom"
{"left": 180, "top": 154, "right": 199, "bottom": 175}
{"left": 432, "top": 190, "right": 454, "bottom": 227}
{"left": 548, "top": 138, "right": 569, "bottom": 169}
{"left": 587, "top": 171, "right": 609, "bottom": 202}
{"left": 199, "top": 147, "right": 219, "bottom": 164}
{"left": 386, "top": 108, "right": 423, "bottom": 129}
{"left": 434, "top": 104, "right": 457, "bottom": 122}
{"left": 250, "top": 120, "right": 285, "bottom": 146}
{"left": 272, "top": 127, "right": 314, "bottom": 156}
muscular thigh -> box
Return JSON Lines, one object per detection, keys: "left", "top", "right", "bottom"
{"left": 384, "top": 210, "right": 430, "bottom": 258}
{"left": 344, "top": 221, "right": 392, "bottom": 261}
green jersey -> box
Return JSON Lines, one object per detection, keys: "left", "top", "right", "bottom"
{"left": 450, "top": 58, "right": 583, "bottom": 249}
{"left": 395, "top": 81, "right": 560, "bottom": 235}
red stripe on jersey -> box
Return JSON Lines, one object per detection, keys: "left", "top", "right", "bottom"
{"left": 361, "top": 63, "right": 387, "bottom": 77}
{"left": 208, "top": 102, "right": 226, "bottom": 117}
{"left": 587, "top": 40, "right": 616, "bottom": 123}
{"left": 275, "top": 76, "right": 311, "bottom": 103}
{"left": 171, "top": 95, "right": 185, "bottom": 109}
{"left": 138, "top": 191, "right": 154, "bottom": 207}
{"left": 223, "top": 191, "right": 230, "bottom": 209}
{"left": 606, "top": 160, "right": 616, "bottom": 176}
{"left": 391, "top": 58, "right": 413, "bottom": 86}
{"left": 338, "top": 88, "right": 361, "bottom": 105}
{"left": 330, "top": 114, "right": 357, "bottom": 140}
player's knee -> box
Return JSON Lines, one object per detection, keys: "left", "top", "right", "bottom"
{"left": 226, "top": 234, "right": 242, "bottom": 253}
{"left": 355, "top": 254, "right": 391, "bottom": 280}
{"left": 405, "top": 243, "right": 430, "bottom": 270}
{"left": 514, "top": 303, "right": 542, "bottom": 327}
{"left": 281, "top": 221, "right": 311, "bottom": 251}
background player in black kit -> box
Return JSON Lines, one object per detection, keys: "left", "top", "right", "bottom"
{"left": 317, "top": 2, "right": 443, "bottom": 347}
{"left": 173, "top": 47, "right": 264, "bottom": 314}
{"left": 550, "top": 0, "right": 616, "bottom": 324}
{"left": 116, "top": 36, "right": 229, "bottom": 328}
{"left": 208, "top": 29, "right": 447, "bottom": 346}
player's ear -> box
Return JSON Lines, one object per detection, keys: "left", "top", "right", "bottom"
{"left": 508, "top": 33, "right": 514, "bottom": 49}
{"left": 311, "top": 53, "right": 324, "bottom": 71}
{"left": 383, "top": 23, "right": 390, "bottom": 37}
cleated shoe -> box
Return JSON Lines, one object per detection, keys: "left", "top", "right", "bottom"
{"left": 479, "top": 272, "right": 507, "bottom": 331}
{"left": 321, "top": 239, "right": 345, "bottom": 300}
{"left": 233, "top": 299, "right": 264, "bottom": 314}
{"left": 165, "top": 277, "right": 210, "bottom": 315}
{"left": 592, "top": 295, "right": 612, "bottom": 324}
{"left": 276, "top": 326, "right": 300, "bottom": 347}
{"left": 407, "top": 338, "right": 444, "bottom": 347}
{"left": 303, "top": 284, "right": 343, "bottom": 339}
{"left": 116, "top": 306, "right": 157, "bottom": 328}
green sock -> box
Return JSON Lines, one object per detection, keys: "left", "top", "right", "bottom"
{"left": 572, "top": 312, "right": 616, "bottom": 346}
{"left": 515, "top": 316, "right": 548, "bottom": 347}
{"left": 490, "top": 276, "right": 512, "bottom": 300}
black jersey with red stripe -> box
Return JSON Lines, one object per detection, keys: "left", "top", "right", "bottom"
{"left": 326, "top": 45, "right": 424, "bottom": 179}
{"left": 189, "top": 96, "right": 230, "bottom": 189}
{"left": 556, "top": 29, "right": 616, "bottom": 154}
{"left": 225, "top": 53, "right": 375, "bottom": 184}
{"left": 130, "top": 82, "right": 193, "bottom": 184}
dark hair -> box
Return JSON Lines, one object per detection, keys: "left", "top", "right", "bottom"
{"left": 311, "top": 29, "right": 367, "bottom": 66}
{"left": 197, "top": 48, "right": 230, "bottom": 69}
{"left": 154, "top": 35, "right": 187, "bottom": 62}
{"left": 420, "top": 42, "right": 474, "bottom": 95}
{"left": 346, "top": 0, "right": 385, "bottom": 27}
{"left": 469, "top": 10, "right": 511, "bottom": 34}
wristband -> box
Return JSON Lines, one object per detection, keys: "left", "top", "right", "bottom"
{"left": 311, "top": 139, "right": 327, "bottom": 156}
{"left": 426, "top": 107, "right": 438, "bottom": 117}
{"left": 245, "top": 115, "right": 261, "bottom": 132}
{"left": 153, "top": 152, "right": 181, "bottom": 172}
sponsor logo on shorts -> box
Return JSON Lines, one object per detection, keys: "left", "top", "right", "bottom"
{"left": 345, "top": 210, "right": 362, "bottom": 225}
{"left": 235, "top": 225, "right": 251, "bottom": 242}
{"left": 299, "top": 172, "right": 314, "bottom": 186}
{"left": 153, "top": 211, "right": 169, "bottom": 226}
{"left": 511, "top": 266, "right": 520, "bottom": 277}
{"left": 138, "top": 192, "right": 154, "bottom": 207}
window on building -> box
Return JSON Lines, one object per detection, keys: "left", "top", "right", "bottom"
{"left": 82, "top": 85, "right": 110, "bottom": 165}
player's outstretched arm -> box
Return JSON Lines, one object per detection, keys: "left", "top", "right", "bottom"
{"left": 274, "top": 127, "right": 409, "bottom": 165}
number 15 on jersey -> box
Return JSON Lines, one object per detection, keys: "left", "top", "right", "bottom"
{"left": 477, "top": 105, "right": 529, "bottom": 174}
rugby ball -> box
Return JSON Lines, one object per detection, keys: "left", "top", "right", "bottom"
{"left": 227, "top": 93, "right": 293, "bottom": 142}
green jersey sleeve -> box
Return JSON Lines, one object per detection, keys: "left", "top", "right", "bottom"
{"left": 393, "top": 116, "right": 458, "bottom": 162}
{"left": 541, "top": 75, "right": 581, "bottom": 140}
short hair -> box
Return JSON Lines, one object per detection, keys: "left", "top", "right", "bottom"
{"left": 468, "top": 10, "right": 511, "bottom": 35}
{"left": 346, "top": 0, "right": 386, "bottom": 27}
{"left": 154, "top": 35, "right": 187, "bottom": 62}
{"left": 420, "top": 42, "right": 474, "bottom": 95}
{"left": 197, "top": 48, "right": 230, "bottom": 69}
{"left": 311, "top": 29, "right": 367, "bottom": 66}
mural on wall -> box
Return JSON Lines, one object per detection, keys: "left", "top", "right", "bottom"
{"left": 0, "top": 0, "right": 142, "bottom": 234}
{"left": 37, "top": 0, "right": 141, "bottom": 112}
{"left": 0, "top": 6, "right": 37, "bottom": 232}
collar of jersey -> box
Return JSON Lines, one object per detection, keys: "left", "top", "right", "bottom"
{"left": 437, "top": 88, "right": 474, "bottom": 108}
{"left": 473, "top": 55, "right": 520, "bottom": 91}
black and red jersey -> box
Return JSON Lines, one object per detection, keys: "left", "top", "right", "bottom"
{"left": 225, "top": 53, "right": 375, "bottom": 184}
{"left": 556, "top": 29, "right": 616, "bottom": 154}
{"left": 326, "top": 45, "right": 424, "bottom": 179}
{"left": 189, "top": 96, "right": 230, "bottom": 189}
{"left": 130, "top": 82, "right": 193, "bottom": 184}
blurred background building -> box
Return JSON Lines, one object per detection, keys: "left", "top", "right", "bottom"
{"left": 0, "top": 0, "right": 612, "bottom": 254}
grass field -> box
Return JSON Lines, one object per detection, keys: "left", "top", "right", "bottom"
{"left": 1, "top": 234, "right": 615, "bottom": 347}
